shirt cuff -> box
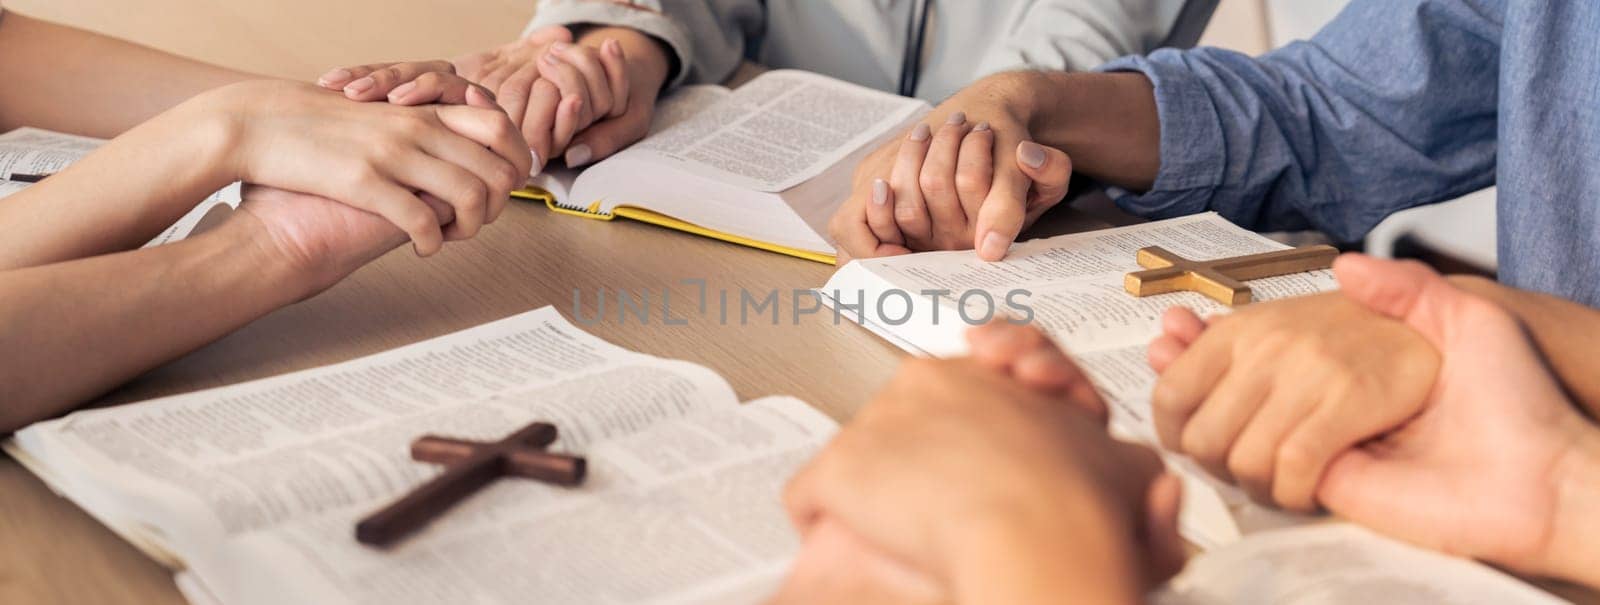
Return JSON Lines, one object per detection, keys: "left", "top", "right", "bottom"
{"left": 525, "top": 0, "right": 694, "bottom": 89}
{"left": 1095, "top": 50, "right": 1228, "bottom": 219}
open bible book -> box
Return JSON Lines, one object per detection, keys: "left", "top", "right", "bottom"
{"left": 514, "top": 70, "right": 930, "bottom": 264}
{"left": 0, "top": 127, "right": 241, "bottom": 246}
{"left": 4, "top": 307, "right": 835, "bottom": 605}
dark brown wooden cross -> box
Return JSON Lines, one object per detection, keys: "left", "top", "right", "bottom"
{"left": 1123, "top": 245, "right": 1338, "bottom": 306}
{"left": 355, "top": 421, "right": 586, "bottom": 547}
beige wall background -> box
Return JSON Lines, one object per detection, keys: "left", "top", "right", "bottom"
{"left": 9, "top": 0, "right": 535, "bottom": 80}
{"left": 11, "top": 0, "right": 1268, "bottom": 81}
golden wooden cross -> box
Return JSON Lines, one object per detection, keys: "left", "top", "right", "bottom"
{"left": 1123, "top": 245, "right": 1338, "bottom": 306}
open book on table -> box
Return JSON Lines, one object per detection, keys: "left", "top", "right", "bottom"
{"left": 513, "top": 70, "right": 930, "bottom": 265}
{"left": 4, "top": 307, "right": 836, "bottom": 605}
{"left": 0, "top": 127, "right": 240, "bottom": 246}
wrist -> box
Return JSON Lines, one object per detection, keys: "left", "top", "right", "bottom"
{"left": 167, "top": 83, "right": 251, "bottom": 185}
{"left": 1542, "top": 427, "right": 1600, "bottom": 588}
{"left": 205, "top": 205, "right": 324, "bottom": 303}
{"left": 947, "top": 490, "right": 1143, "bottom": 604}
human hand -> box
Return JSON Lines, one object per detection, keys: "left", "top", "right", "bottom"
{"left": 830, "top": 74, "right": 1072, "bottom": 262}
{"left": 235, "top": 185, "right": 453, "bottom": 298}
{"left": 965, "top": 321, "right": 1108, "bottom": 421}
{"left": 1146, "top": 282, "right": 1440, "bottom": 512}
{"left": 195, "top": 80, "right": 529, "bottom": 256}
{"left": 767, "top": 517, "right": 948, "bottom": 605}
{"left": 782, "top": 335, "right": 1184, "bottom": 603}
{"left": 1311, "top": 255, "right": 1600, "bottom": 587}
{"left": 318, "top": 25, "right": 669, "bottom": 172}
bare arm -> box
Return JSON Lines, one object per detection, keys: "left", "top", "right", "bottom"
{"left": 1450, "top": 275, "right": 1600, "bottom": 421}
{"left": 0, "top": 11, "right": 256, "bottom": 138}
{"left": 0, "top": 92, "right": 238, "bottom": 269}
{"left": 0, "top": 212, "right": 309, "bottom": 433}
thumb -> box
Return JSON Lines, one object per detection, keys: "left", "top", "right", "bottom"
{"left": 1333, "top": 253, "right": 1462, "bottom": 350}
{"left": 1016, "top": 140, "right": 1072, "bottom": 210}
{"left": 1316, "top": 449, "right": 1415, "bottom": 530}
{"left": 564, "top": 107, "right": 652, "bottom": 168}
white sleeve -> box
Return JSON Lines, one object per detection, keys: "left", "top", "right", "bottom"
{"left": 979, "top": 0, "right": 1184, "bottom": 75}
{"left": 526, "top": 0, "right": 765, "bottom": 89}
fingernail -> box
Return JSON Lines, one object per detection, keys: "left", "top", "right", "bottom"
{"left": 344, "top": 76, "right": 374, "bottom": 94}
{"left": 543, "top": 51, "right": 562, "bottom": 65}
{"left": 551, "top": 42, "right": 569, "bottom": 53}
{"left": 317, "top": 68, "right": 351, "bottom": 86}
{"left": 530, "top": 149, "right": 543, "bottom": 174}
{"left": 974, "top": 121, "right": 991, "bottom": 132}
{"left": 566, "top": 144, "right": 593, "bottom": 167}
{"left": 388, "top": 81, "right": 417, "bottom": 101}
{"left": 946, "top": 111, "right": 966, "bottom": 125}
{"left": 908, "top": 123, "right": 931, "bottom": 142}
{"left": 604, "top": 39, "right": 622, "bottom": 57}
{"left": 980, "top": 231, "right": 1009, "bottom": 260}
{"left": 1019, "top": 141, "right": 1047, "bottom": 169}
{"left": 872, "top": 179, "right": 889, "bottom": 205}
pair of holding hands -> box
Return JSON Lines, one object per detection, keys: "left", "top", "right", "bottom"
{"left": 316, "top": 25, "right": 667, "bottom": 175}
{"left": 1149, "top": 255, "right": 1600, "bottom": 586}
{"left": 773, "top": 255, "right": 1600, "bottom": 603}
{"left": 178, "top": 77, "right": 527, "bottom": 300}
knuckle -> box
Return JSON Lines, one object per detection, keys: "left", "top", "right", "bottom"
{"left": 954, "top": 171, "right": 989, "bottom": 196}
{"left": 378, "top": 66, "right": 404, "bottom": 84}
{"left": 1178, "top": 424, "right": 1217, "bottom": 461}
{"left": 1226, "top": 445, "right": 1268, "bottom": 485}
{"left": 403, "top": 208, "right": 437, "bottom": 235}
{"left": 494, "top": 163, "right": 523, "bottom": 192}
{"left": 918, "top": 171, "right": 953, "bottom": 197}
{"left": 1150, "top": 379, "right": 1192, "bottom": 416}
{"left": 1275, "top": 439, "right": 1317, "bottom": 479}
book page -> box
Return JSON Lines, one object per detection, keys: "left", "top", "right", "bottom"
{"left": 1155, "top": 524, "right": 1564, "bottom": 604}
{"left": 627, "top": 70, "right": 926, "bottom": 192}
{"left": 0, "top": 127, "right": 102, "bottom": 197}
{"left": 0, "top": 127, "right": 242, "bottom": 244}
{"left": 195, "top": 396, "right": 836, "bottom": 605}
{"left": 12, "top": 307, "right": 742, "bottom": 559}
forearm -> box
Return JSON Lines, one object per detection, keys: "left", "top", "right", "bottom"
{"left": 1006, "top": 70, "right": 1162, "bottom": 191}
{"left": 1450, "top": 276, "right": 1600, "bottom": 420}
{"left": 0, "top": 215, "right": 304, "bottom": 433}
{"left": 0, "top": 12, "right": 256, "bottom": 138}
{"left": 0, "top": 89, "right": 239, "bottom": 269}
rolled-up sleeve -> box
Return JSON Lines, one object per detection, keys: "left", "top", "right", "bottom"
{"left": 1096, "top": 0, "right": 1501, "bottom": 241}
{"left": 528, "top": 0, "right": 764, "bottom": 89}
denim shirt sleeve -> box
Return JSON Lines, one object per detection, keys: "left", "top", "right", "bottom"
{"left": 1096, "top": 0, "right": 1502, "bottom": 241}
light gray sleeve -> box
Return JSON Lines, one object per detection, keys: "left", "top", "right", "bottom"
{"left": 526, "top": 0, "right": 765, "bottom": 89}
{"left": 977, "top": 0, "right": 1184, "bottom": 75}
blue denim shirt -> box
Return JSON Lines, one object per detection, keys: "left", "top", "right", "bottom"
{"left": 1099, "top": 0, "right": 1600, "bottom": 305}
